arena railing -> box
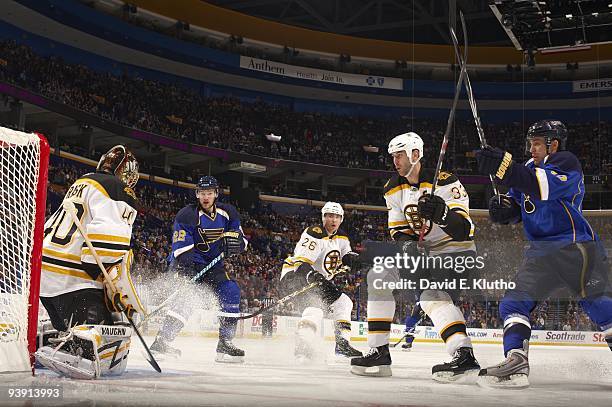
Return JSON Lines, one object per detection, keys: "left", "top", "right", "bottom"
{"left": 51, "top": 148, "right": 612, "bottom": 219}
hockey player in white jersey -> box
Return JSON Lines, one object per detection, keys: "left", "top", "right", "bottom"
{"left": 279, "top": 202, "right": 362, "bottom": 361}
{"left": 35, "top": 145, "right": 145, "bottom": 379}
{"left": 351, "top": 132, "right": 480, "bottom": 381}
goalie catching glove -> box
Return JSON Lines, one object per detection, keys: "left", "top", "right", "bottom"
{"left": 103, "top": 250, "right": 146, "bottom": 318}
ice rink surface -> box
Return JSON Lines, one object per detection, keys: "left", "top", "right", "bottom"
{"left": 12, "top": 337, "right": 612, "bottom": 406}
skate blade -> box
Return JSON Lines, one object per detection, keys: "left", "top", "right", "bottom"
{"left": 215, "top": 353, "right": 244, "bottom": 364}
{"left": 477, "top": 373, "right": 530, "bottom": 389}
{"left": 350, "top": 365, "right": 392, "bottom": 377}
{"left": 401, "top": 347, "right": 412, "bottom": 352}
{"left": 432, "top": 368, "right": 479, "bottom": 384}
{"left": 329, "top": 353, "right": 361, "bottom": 364}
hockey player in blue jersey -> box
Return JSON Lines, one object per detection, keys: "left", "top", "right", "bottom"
{"left": 150, "top": 176, "right": 248, "bottom": 362}
{"left": 400, "top": 303, "right": 426, "bottom": 351}
{"left": 475, "top": 120, "right": 612, "bottom": 388}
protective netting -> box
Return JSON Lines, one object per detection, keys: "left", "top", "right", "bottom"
{"left": 0, "top": 127, "right": 42, "bottom": 374}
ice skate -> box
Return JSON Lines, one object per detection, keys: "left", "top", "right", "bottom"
{"left": 401, "top": 333, "right": 415, "bottom": 352}
{"left": 334, "top": 337, "right": 362, "bottom": 358}
{"left": 350, "top": 344, "right": 392, "bottom": 377}
{"left": 150, "top": 337, "right": 182, "bottom": 358}
{"left": 477, "top": 340, "right": 530, "bottom": 389}
{"left": 431, "top": 347, "right": 480, "bottom": 383}
{"left": 215, "top": 338, "right": 245, "bottom": 363}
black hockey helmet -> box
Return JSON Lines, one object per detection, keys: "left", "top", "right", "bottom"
{"left": 196, "top": 175, "right": 219, "bottom": 196}
{"left": 96, "top": 145, "right": 139, "bottom": 189}
{"left": 525, "top": 120, "right": 567, "bottom": 154}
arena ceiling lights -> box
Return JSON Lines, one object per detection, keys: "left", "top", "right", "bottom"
{"left": 490, "top": 0, "right": 612, "bottom": 52}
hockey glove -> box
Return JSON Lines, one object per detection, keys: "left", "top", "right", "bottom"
{"left": 296, "top": 262, "right": 325, "bottom": 284}
{"left": 103, "top": 250, "right": 146, "bottom": 318}
{"left": 476, "top": 147, "right": 514, "bottom": 182}
{"left": 104, "top": 286, "right": 136, "bottom": 319}
{"left": 489, "top": 195, "right": 521, "bottom": 225}
{"left": 221, "top": 231, "right": 243, "bottom": 257}
{"left": 417, "top": 194, "right": 449, "bottom": 225}
{"left": 306, "top": 270, "right": 326, "bottom": 284}
{"left": 341, "top": 251, "right": 361, "bottom": 271}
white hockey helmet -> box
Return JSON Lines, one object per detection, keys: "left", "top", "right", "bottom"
{"left": 321, "top": 201, "right": 344, "bottom": 223}
{"left": 388, "top": 132, "right": 424, "bottom": 162}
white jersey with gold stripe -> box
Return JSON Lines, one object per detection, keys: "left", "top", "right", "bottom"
{"left": 281, "top": 226, "right": 352, "bottom": 280}
{"left": 383, "top": 169, "right": 475, "bottom": 254}
{"left": 40, "top": 172, "right": 138, "bottom": 297}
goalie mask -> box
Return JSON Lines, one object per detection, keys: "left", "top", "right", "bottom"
{"left": 97, "top": 145, "right": 139, "bottom": 189}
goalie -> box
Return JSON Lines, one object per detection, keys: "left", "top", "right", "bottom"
{"left": 36, "top": 145, "right": 145, "bottom": 379}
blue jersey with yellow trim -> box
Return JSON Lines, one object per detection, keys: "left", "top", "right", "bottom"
{"left": 506, "top": 151, "right": 596, "bottom": 247}
{"left": 169, "top": 202, "right": 246, "bottom": 273}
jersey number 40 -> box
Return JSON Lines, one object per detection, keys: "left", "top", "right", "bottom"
{"left": 44, "top": 201, "right": 85, "bottom": 246}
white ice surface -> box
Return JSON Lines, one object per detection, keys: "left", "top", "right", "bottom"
{"left": 9, "top": 337, "right": 612, "bottom": 406}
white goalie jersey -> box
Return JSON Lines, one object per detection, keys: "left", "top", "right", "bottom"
{"left": 40, "top": 172, "right": 138, "bottom": 297}
{"left": 281, "top": 226, "right": 352, "bottom": 280}
{"left": 384, "top": 169, "right": 475, "bottom": 254}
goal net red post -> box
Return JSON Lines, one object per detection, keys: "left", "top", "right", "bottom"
{"left": 0, "top": 127, "right": 49, "bottom": 375}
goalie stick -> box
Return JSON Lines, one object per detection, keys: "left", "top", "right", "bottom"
{"left": 449, "top": 12, "right": 500, "bottom": 199}
{"left": 63, "top": 200, "right": 162, "bottom": 373}
{"left": 419, "top": 12, "right": 468, "bottom": 244}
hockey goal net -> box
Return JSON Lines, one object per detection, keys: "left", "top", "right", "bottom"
{"left": 0, "top": 127, "right": 49, "bottom": 376}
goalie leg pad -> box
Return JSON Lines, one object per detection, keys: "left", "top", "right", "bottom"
{"left": 217, "top": 280, "right": 241, "bottom": 341}
{"left": 420, "top": 290, "right": 471, "bottom": 355}
{"left": 35, "top": 324, "right": 132, "bottom": 379}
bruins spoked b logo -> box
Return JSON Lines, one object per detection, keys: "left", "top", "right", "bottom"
{"left": 324, "top": 250, "right": 341, "bottom": 273}
{"left": 404, "top": 204, "right": 431, "bottom": 236}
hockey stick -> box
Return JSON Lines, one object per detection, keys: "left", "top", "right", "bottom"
{"left": 63, "top": 200, "right": 162, "bottom": 373}
{"left": 391, "top": 333, "right": 411, "bottom": 348}
{"left": 224, "top": 264, "right": 352, "bottom": 321}
{"left": 449, "top": 12, "right": 500, "bottom": 199}
{"left": 418, "top": 14, "right": 468, "bottom": 244}
{"left": 136, "top": 252, "right": 225, "bottom": 329}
